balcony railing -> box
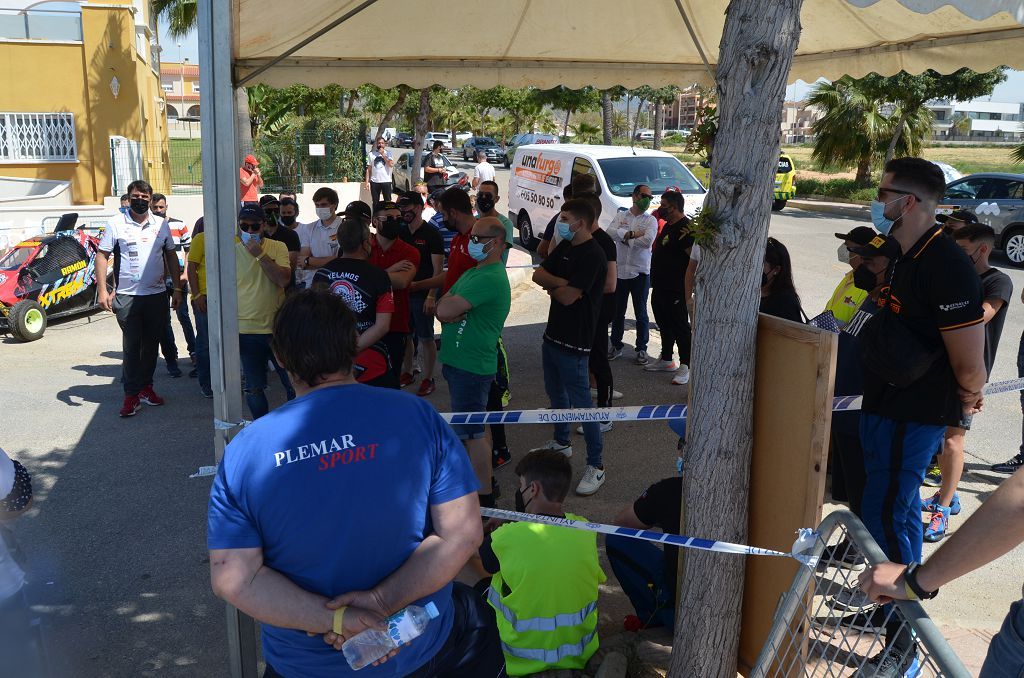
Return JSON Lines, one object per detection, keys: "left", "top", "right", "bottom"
{"left": 0, "top": 8, "right": 82, "bottom": 42}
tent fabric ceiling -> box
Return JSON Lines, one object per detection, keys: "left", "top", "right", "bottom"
{"left": 232, "top": 0, "right": 1024, "bottom": 89}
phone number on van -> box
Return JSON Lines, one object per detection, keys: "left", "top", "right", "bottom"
{"left": 518, "top": 189, "right": 556, "bottom": 209}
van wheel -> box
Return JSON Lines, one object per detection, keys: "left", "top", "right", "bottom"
{"left": 504, "top": 155, "right": 511, "bottom": 169}
{"left": 9, "top": 300, "right": 46, "bottom": 342}
{"left": 517, "top": 212, "right": 536, "bottom": 250}
{"left": 1003, "top": 227, "right": 1024, "bottom": 267}
{"left": 772, "top": 199, "right": 787, "bottom": 212}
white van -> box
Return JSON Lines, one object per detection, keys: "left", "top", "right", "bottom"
{"left": 506, "top": 144, "right": 707, "bottom": 249}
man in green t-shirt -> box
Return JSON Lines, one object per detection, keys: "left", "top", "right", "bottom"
{"left": 437, "top": 217, "right": 512, "bottom": 509}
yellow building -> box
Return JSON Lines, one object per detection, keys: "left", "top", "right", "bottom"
{"left": 0, "top": 0, "right": 169, "bottom": 204}
{"left": 161, "top": 60, "right": 200, "bottom": 121}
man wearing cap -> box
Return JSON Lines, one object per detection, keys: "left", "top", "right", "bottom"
{"left": 937, "top": 208, "right": 979, "bottom": 237}
{"left": 369, "top": 201, "right": 420, "bottom": 385}
{"left": 297, "top": 187, "right": 344, "bottom": 289}
{"left": 260, "top": 195, "right": 301, "bottom": 282}
{"left": 398, "top": 191, "right": 445, "bottom": 395}
{"left": 239, "top": 154, "right": 263, "bottom": 205}
{"left": 228, "top": 204, "right": 291, "bottom": 418}
{"left": 825, "top": 226, "right": 876, "bottom": 329}
{"left": 365, "top": 137, "right": 395, "bottom": 206}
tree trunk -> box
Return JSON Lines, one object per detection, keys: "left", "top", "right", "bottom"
{"left": 375, "top": 86, "right": 409, "bottom": 141}
{"left": 855, "top": 155, "right": 872, "bottom": 188}
{"left": 411, "top": 89, "right": 431, "bottom": 184}
{"left": 632, "top": 99, "right": 645, "bottom": 143}
{"left": 669, "top": 2, "right": 804, "bottom": 677}
{"left": 346, "top": 89, "right": 358, "bottom": 116}
{"left": 884, "top": 108, "right": 910, "bottom": 166}
{"left": 602, "top": 90, "right": 613, "bottom": 145}
{"left": 563, "top": 108, "right": 572, "bottom": 142}
{"left": 653, "top": 102, "right": 664, "bottom": 150}
{"left": 626, "top": 96, "right": 632, "bottom": 139}
{"left": 236, "top": 88, "right": 253, "bottom": 153}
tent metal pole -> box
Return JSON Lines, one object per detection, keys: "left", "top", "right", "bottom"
{"left": 674, "top": 0, "right": 715, "bottom": 82}
{"left": 198, "top": 0, "right": 256, "bottom": 676}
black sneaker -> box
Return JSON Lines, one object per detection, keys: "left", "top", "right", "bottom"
{"left": 992, "top": 453, "right": 1024, "bottom": 475}
{"left": 166, "top": 360, "right": 183, "bottom": 378}
{"left": 492, "top": 447, "right": 512, "bottom": 471}
{"left": 818, "top": 542, "right": 866, "bottom": 571}
{"left": 861, "top": 649, "right": 917, "bottom": 678}
{"left": 189, "top": 368, "right": 198, "bottom": 378}
{"left": 922, "top": 464, "right": 941, "bottom": 487}
{"left": 491, "top": 477, "right": 501, "bottom": 500}
{"left": 825, "top": 606, "right": 887, "bottom": 634}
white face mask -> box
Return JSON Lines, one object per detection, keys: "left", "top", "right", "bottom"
{"left": 316, "top": 207, "right": 335, "bottom": 221}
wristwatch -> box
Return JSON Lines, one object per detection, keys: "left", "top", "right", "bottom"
{"left": 903, "top": 562, "right": 938, "bottom": 600}
{"left": 303, "top": 256, "right": 310, "bottom": 268}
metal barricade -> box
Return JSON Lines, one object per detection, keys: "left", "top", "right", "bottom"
{"left": 752, "top": 510, "right": 970, "bottom": 677}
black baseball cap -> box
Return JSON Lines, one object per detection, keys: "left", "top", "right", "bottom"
{"left": 374, "top": 200, "right": 399, "bottom": 214}
{"left": 343, "top": 200, "right": 371, "bottom": 220}
{"left": 936, "top": 209, "right": 979, "bottom": 225}
{"left": 834, "top": 226, "right": 877, "bottom": 246}
{"left": 258, "top": 195, "right": 280, "bottom": 208}
{"left": 849, "top": 233, "right": 898, "bottom": 258}
{"left": 397, "top": 190, "right": 423, "bottom": 208}
{"left": 238, "top": 204, "right": 265, "bottom": 222}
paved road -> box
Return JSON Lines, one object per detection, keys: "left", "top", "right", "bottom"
{"left": 2, "top": 208, "right": 1022, "bottom": 676}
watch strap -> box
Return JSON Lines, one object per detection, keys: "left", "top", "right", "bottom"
{"left": 904, "top": 562, "right": 938, "bottom": 600}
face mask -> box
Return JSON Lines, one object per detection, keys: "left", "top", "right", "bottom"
{"left": 557, "top": 220, "right": 574, "bottom": 242}
{"left": 852, "top": 263, "right": 877, "bottom": 291}
{"left": 468, "top": 240, "right": 489, "bottom": 262}
{"left": 401, "top": 211, "right": 416, "bottom": 224}
{"left": 870, "top": 196, "right": 907, "bottom": 236}
{"left": 239, "top": 231, "right": 260, "bottom": 244}
{"left": 514, "top": 486, "right": 534, "bottom": 513}
{"left": 378, "top": 217, "right": 401, "bottom": 240}
{"left": 316, "top": 207, "right": 335, "bottom": 222}
{"left": 967, "top": 247, "right": 982, "bottom": 265}
{"left": 280, "top": 215, "right": 297, "bottom": 227}
{"left": 130, "top": 197, "right": 150, "bottom": 215}
{"left": 675, "top": 457, "right": 684, "bottom": 477}
{"left": 266, "top": 211, "right": 279, "bottom": 225}
{"left": 635, "top": 196, "right": 652, "bottom": 211}
{"left": 476, "top": 194, "right": 496, "bottom": 214}
{"left": 837, "top": 244, "right": 850, "bottom": 264}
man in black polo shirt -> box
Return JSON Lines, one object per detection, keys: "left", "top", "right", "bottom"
{"left": 858, "top": 157, "right": 986, "bottom": 676}
{"left": 647, "top": 190, "right": 694, "bottom": 385}
{"left": 531, "top": 198, "right": 608, "bottom": 496}
{"left": 398, "top": 190, "right": 445, "bottom": 395}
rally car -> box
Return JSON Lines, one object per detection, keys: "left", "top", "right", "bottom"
{"left": 0, "top": 214, "right": 109, "bottom": 342}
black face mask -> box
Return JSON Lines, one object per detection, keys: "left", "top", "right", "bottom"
{"left": 401, "top": 211, "right": 416, "bottom": 224}
{"left": 514, "top": 486, "right": 534, "bottom": 513}
{"left": 280, "top": 214, "right": 297, "bottom": 227}
{"left": 476, "top": 194, "right": 496, "bottom": 214}
{"left": 266, "top": 210, "right": 279, "bottom": 226}
{"left": 378, "top": 217, "right": 402, "bottom": 240}
{"left": 852, "top": 263, "right": 877, "bottom": 292}
{"left": 130, "top": 197, "right": 150, "bottom": 215}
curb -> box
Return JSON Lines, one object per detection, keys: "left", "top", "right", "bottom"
{"left": 788, "top": 199, "right": 869, "bottom": 220}
{"left": 506, "top": 247, "right": 535, "bottom": 290}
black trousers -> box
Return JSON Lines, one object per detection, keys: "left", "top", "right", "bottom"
{"left": 588, "top": 307, "right": 614, "bottom": 408}
{"left": 487, "top": 339, "right": 510, "bottom": 450}
{"left": 382, "top": 331, "right": 407, "bottom": 387}
{"left": 113, "top": 292, "right": 167, "bottom": 396}
{"left": 651, "top": 287, "right": 690, "bottom": 364}
{"left": 830, "top": 429, "right": 866, "bottom": 519}
{"left": 370, "top": 181, "right": 393, "bottom": 206}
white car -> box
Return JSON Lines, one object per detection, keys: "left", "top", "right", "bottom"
{"left": 425, "top": 132, "right": 453, "bottom": 153}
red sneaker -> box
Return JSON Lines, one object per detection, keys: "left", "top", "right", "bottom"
{"left": 623, "top": 615, "right": 644, "bottom": 632}
{"left": 416, "top": 378, "right": 436, "bottom": 397}
{"left": 399, "top": 372, "right": 415, "bottom": 387}
{"left": 138, "top": 385, "right": 165, "bottom": 406}
{"left": 119, "top": 395, "right": 141, "bottom": 418}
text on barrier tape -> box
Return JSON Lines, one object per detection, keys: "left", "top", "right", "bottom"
{"left": 481, "top": 507, "right": 819, "bottom": 566}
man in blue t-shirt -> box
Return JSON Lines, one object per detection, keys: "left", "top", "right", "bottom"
{"left": 207, "top": 290, "right": 506, "bottom": 678}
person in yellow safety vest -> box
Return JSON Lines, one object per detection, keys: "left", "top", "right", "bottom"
{"left": 824, "top": 227, "right": 877, "bottom": 328}
{"left": 479, "top": 450, "right": 605, "bottom": 676}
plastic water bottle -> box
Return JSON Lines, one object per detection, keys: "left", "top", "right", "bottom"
{"left": 342, "top": 601, "right": 440, "bottom": 670}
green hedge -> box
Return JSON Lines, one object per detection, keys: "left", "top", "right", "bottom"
{"left": 795, "top": 177, "right": 876, "bottom": 202}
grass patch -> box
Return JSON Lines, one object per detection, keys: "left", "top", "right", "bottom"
{"left": 795, "top": 178, "right": 875, "bottom": 202}
{"left": 169, "top": 138, "right": 203, "bottom": 188}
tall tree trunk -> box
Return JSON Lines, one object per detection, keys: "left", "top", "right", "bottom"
{"left": 236, "top": 88, "right": 253, "bottom": 153}
{"left": 632, "top": 99, "right": 645, "bottom": 143}
{"left": 669, "top": 1, "right": 804, "bottom": 676}
{"left": 653, "top": 102, "right": 664, "bottom": 150}
{"left": 626, "top": 96, "right": 632, "bottom": 139}
{"left": 375, "top": 85, "right": 409, "bottom": 141}
{"left": 602, "top": 90, "right": 613, "bottom": 145}
{"left": 411, "top": 89, "right": 431, "bottom": 184}
{"left": 855, "top": 155, "right": 872, "bottom": 188}
{"left": 346, "top": 89, "right": 358, "bottom": 116}
{"left": 884, "top": 108, "right": 910, "bottom": 166}
{"left": 563, "top": 108, "right": 572, "bottom": 142}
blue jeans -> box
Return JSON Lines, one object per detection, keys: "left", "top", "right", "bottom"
{"left": 193, "top": 302, "right": 210, "bottom": 391}
{"left": 239, "top": 333, "right": 289, "bottom": 419}
{"left": 611, "top": 274, "right": 650, "bottom": 352}
{"left": 442, "top": 364, "right": 494, "bottom": 441}
{"left": 859, "top": 413, "right": 944, "bottom": 565}
{"left": 542, "top": 341, "right": 603, "bottom": 467}
{"left": 981, "top": 598, "right": 1024, "bottom": 677}
{"left": 606, "top": 535, "right": 675, "bottom": 629}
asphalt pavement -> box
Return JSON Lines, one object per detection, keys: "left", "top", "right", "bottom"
{"left": 2, "top": 207, "right": 1022, "bottom": 676}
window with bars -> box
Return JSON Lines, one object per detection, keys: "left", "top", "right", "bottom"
{"left": 0, "top": 113, "right": 78, "bottom": 162}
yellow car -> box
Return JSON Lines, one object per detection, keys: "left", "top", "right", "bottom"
{"left": 690, "top": 154, "right": 796, "bottom": 211}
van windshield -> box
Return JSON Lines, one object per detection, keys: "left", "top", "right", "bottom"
{"left": 597, "top": 157, "right": 705, "bottom": 197}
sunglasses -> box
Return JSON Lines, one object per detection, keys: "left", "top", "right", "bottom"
{"left": 877, "top": 186, "right": 921, "bottom": 202}
{"left": 638, "top": 193, "right": 654, "bottom": 199}
{"left": 239, "top": 222, "right": 263, "bottom": 232}
{"left": 469, "top": 234, "right": 499, "bottom": 244}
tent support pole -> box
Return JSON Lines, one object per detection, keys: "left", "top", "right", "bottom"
{"left": 674, "top": 0, "right": 715, "bottom": 82}
{"left": 198, "top": 0, "right": 255, "bottom": 676}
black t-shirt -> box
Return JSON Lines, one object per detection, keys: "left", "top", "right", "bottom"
{"left": 422, "top": 153, "right": 447, "bottom": 188}
{"left": 591, "top": 228, "right": 617, "bottom": 320}
{"left": 541, "top": 214, "right": 557, "bottom": 242}
{"left": 632, "top": 476, "right": 682, "bottom": 596}
{"left": 760, "top": 290, "right": 803, "bottom": 323}
{"left": 980, "top": 267, "right": 1013, "bottom": 376}
{"left": 400, "top": 220, "right": 445, "bottom": 293}
{"left": 311, "top": 258, "right": 393, "bottom": 335}
{"left": 541, "top": 237, "right": 607, "bottom": 354}
{"left": 833, "top": 296, "right": 880, "bottom": 437}
{"left": 863, "top": 226, "right": 984, "bottom": 427}
{"left": 265, "top": 225, "right": 300, "bottom": 287}
{"left": 650, "top": 218, "right": 693, "bottom": 292}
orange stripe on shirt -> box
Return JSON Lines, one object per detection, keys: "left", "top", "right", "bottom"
{"left": 912, "top": 230, "right": 943, "bottom": 259}
{"left": 939, "top": 317, "right": 984, "bottom": 331}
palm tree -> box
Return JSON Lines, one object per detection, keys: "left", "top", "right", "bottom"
{"left": 601, "top": 90, "right": 613, "bottom": 144}
{"left": 1013, "top": 141, "right": 1024, "bottom": 164}
{"left": 569, "top": 122, "right": 601, "bottom": 144}
{"left": 807, "top": 78, "right": 890, "bottom": 187}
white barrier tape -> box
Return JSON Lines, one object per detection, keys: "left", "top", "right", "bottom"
{"left": 481, "top": 507, "right": 819, "bottom": 566}
{"left": 190, "top": 465, "right": 218, "bottom": 478}
{"left": 214, "top": 418, "right": 251, "bottom": 431}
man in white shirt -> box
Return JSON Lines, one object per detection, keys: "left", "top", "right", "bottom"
{"left": 607, "top": 184, "right": 658, "bottom": 365}
{"left": 296, "top": 187, "right": 343, "bottom": 289}
{"left": 96, "top": 180, "right": 182, "bottom": 418}
{"left": 472, "top": 150, "right": 496, "bottom": 190}
{"left": 364, "top": 137, "right": 394, "bottom": 206}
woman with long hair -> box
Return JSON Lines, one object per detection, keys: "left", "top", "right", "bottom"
{"left": 759, "top": 236, "right": 803, "bottom": 322}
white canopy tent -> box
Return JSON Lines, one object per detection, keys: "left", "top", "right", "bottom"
{"left": 196, "top": 1, "right": 1024, "bottom": 675}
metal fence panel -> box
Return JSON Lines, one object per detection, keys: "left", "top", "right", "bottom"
{"left": 752, "top": 510, "right": 970, "bottom": 678}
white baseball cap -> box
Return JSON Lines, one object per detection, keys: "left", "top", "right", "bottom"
{"left": 0, "top": 447, "right": 13, "bottom": 499}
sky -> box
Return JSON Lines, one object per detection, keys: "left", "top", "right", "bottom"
{"left": 161, "top": 21, "right": 1024, "bottom": 104}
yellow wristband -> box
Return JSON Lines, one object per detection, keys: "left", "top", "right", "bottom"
{"left": 903, "top": 579, "right": 919, "bottom": 601}
{"left": 332, "top": 606, "right": 348, "bottom": 635}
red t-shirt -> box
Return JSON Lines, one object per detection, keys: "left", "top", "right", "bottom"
{"left": 443, "top": 232, "right": 476, "bottom": 294}
{"left": 370, "top": 238, "right": 420, "bottom": 333}
{"left": 239, "top": 167, "right": 262, "bottom": 203}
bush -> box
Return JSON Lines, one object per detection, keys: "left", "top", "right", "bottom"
{"left": 254, "top": 115, "right": 364, "bottom": 191}
{"left": 795, "top": 177, "right": 876, "bottom": 202}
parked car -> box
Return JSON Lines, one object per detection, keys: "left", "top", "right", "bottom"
{"left": 939, "top": 172, "right": 1024, "bottom": 266}
{"left": 0, "top": 214, "right": 111, "bottom": 342}
{"left": 393, "top": 132, "right": 414, "bottom": 148}
{"left": 690, "top": 153, "right": 796, "bottom": 211}
{"left": 462, "top": 136, "right": 505, "bottom": 163}
{"left": 507, "top": 144, "right": 706, "bottom": 250}
{"left": 503, "top": 132, "right": 559, "bottom": 168}
{"left": 635, "top": 130, "right": 656, "bottom": 142}
{"left": 391, "top": 151, "right": 470, "bottom": 193}
{"left": 425, "top": 132, "right": 453, "bottom": 153}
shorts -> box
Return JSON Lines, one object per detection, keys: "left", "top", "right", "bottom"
{"left": 410, "top": 293, "right": 436, "bottom": 340}
{"left": 443, "top": 363, "right": 494, "bottom": 441}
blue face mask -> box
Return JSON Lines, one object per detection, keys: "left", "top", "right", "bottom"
{"left": 239, "top": 231, "right": 260, "bottom": 245}
{"left": 675, "top": 457, "right": 684, "bottom": 476}
{"left": 870, "top": 195, "right": 906, "bottom": 236}
{"left": 468, "top": 240, "right": 489, "bottom": 262}
{"left": 556, "top": 220, "right": 574, "bottom": 242}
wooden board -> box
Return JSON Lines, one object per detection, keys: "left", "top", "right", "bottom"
{"left": 737, "top": 313, "right": 837, "bottom": 674}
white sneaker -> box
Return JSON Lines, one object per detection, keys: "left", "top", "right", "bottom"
{"left": 590, "top": 388, "right": 624, "bottom": 400}
{"left": 576, "top": 421, "right": 613, "bottom": 435}
{"left": 832, "top": 588, "right": 875, "bottom": 612}
{"left": 576, "top": 465, "right": 606, "bottom": 495}
{"left": 671, "top": 365, "right": 690, "bottom": 385}
{"left": 634, "top": 350, "right": 650, "bottom": 366}
{"left": 530, "top": 440, "right": 572, "bottom": 458}
{"left": 644, "top": 358, "right": 679, "bottom": 372}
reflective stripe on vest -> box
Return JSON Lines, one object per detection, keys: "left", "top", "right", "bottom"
{"left": 500, "top": 629, "right": 598, "bottom": 664}
{"left": 487, "top": 586, "right": 597, "bottom": 633}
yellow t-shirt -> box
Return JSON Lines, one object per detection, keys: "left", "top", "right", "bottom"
{"left": 236, "top": 237, "right": 289, "bottom": 334}
{"left": 824, "top": 270, "right": 868, "bottom": 328}
{"left": 187, "top": 231, "right": 208, "bottom": 296}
